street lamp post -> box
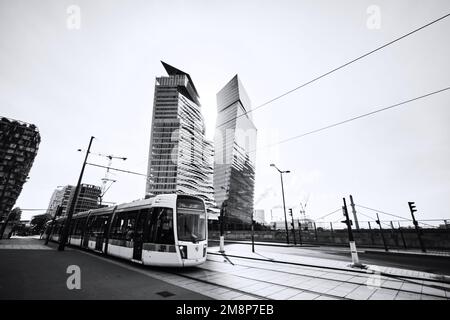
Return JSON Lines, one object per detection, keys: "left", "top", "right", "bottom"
{"left": 270, "top": 164, "right": 290, "bottom": 245}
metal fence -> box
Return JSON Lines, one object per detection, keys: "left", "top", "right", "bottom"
{"left": 208, "top": 219, "right": 450, "bottom": 251}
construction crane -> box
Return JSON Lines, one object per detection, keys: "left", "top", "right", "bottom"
{"left": 77, "top": 149, "right": 127, "bottom": 205}
{"left": 299, "top": 193, "right": 310, "bottom": 221}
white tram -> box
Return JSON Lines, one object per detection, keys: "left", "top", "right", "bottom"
{"left": 49, "top": 194, "right": 208, "bottom": 267}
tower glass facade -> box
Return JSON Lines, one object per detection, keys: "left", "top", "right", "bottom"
{"left": 214, "top": 75, "right": 257, "bottom": 225}
{"left": 146, "top": 62, "right": 215, "bottom": 209}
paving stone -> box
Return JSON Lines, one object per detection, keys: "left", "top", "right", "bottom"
{"left": 345, "top": 286, "right": 377, "bottom": 300}
{"left": 267, "top": 288, "right": 302, "bottom": 300}
{"left": 289, "top": 292, "right": 320, "bottom": 300}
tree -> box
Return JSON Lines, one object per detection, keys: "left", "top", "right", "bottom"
{"left": 30, "top": 214, "right": 51, "bottom": 234}
{"left": 9, "top": 207, "right": 22, "bottom": 223}
{"left": 0, "top": 207, "right": 23, "bottom": 239}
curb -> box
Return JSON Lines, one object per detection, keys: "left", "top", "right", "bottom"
{"left": 363, "top": 250, "right": 450, "bottom": 259}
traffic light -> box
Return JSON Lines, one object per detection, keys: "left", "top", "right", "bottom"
{"left": 289, "top": 208, "right": 293, "bottom": 216}
{"left": 408, "top": 202, "right": 417, "bottom": 214}
{"left": 341, "top": 219, "right": 353, "bottom": 226}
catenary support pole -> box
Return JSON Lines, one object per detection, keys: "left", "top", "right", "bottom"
{"left": 342, "top": 198, "right": 363, "bottom": 268}
{"left": 58, "top": 136, "right": 94, "bottom": 251}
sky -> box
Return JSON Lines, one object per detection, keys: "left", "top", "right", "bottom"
{"left": 1, "top": 0, "right": 449, "bottom": 226}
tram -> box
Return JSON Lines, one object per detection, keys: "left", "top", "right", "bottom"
{"left": 49, "top": 194, "right": 208, "bottom": 267}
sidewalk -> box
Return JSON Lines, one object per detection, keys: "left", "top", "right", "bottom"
{"left": 207, "top": 244, "right": 450, "bottom": 284}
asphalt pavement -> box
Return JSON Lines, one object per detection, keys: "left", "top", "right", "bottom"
{"left": 0, "top": 237, "right": 210, "bottom": 300}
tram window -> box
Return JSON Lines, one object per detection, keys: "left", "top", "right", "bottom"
{"left": 135, "top": 209, "right": 150, "bottom": 239}
{"left": 74, "top": 217, "right": 86, "bottom": 235}
{"left": 147, "top": 207, "right": 174, "bottom": 245}
{"left": 91, "top": 215, "right": 108, "bottom": 236}
{"left": 85, "top": 217, "right": 95, "bottom": 236}
{"left": 110, "top": 211, "right": 137, "bottom": 241}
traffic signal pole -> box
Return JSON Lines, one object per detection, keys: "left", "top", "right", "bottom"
{"left": 297, "top": 221, "right": 302, "bottom": 246}
{"left": 408, "top": 202, "right": 426, "bottom": 252}
{"left": 342, "top": 197, "right": 363, "bottom": 268}
{"left": 289, "top": 208, "right": 297, "bottom": 245}
{"left": 375, "top": 213, "right": 388, "bottom": 252}
{"left": 251, "top": 216, "right": 255, "bottom": 253}
{"left": 219, "top": 200, "right": 226, "bottom": 253}
{"left": 58, "top": 136, "right": 94, "bottom": 251}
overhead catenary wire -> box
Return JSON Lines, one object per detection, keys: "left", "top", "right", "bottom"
{"left": 316, "top": 208, "right": 342, "bottom": 220}
{"left": 83, "top": 14, "right": 450, "bottom": 207}
{"left": 216, "top": 12, "right": 450, "bottom": 130}
{"left": 356, "top": 204, "right": 436, "bottom": 228}
{"left": 357, "top": 211, "right": 392, "bottom": 228}
{"left": 86, "top": 163, "right": 148, "bottom": 177}
{"left": 355, "top": 204, "right": 410, "bottom": 220}
{"left": 249, "top": 86, "right": 450, "bottom": 154}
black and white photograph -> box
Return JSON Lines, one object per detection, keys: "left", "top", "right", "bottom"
{"left": 0, "top": 0, "right": 449, "bottom": 315}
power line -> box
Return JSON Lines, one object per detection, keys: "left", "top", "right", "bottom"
{"left": 216, "top": 12, "right": 450, "bottom": 130}
{"left": 250, "top": 86, "right": 450, "bottom": 154}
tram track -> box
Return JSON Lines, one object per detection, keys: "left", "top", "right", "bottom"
{"left": 203, "top": 253, "right": 450, "bottom": 299}
{"left": 168, "top": 268, "right": 352, "bottom": 300}
{"left": 66, "top": 244, "right": 349, "bottom": 299}
{"left": 207, "top": 252, "right": 450, "bottom": 285}
{"left": 53, "top": 242, "right": 449, "bottom": 300}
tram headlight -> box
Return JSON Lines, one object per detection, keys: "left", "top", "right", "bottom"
{"left": 179, "top": 245, "right": 187, "bottom": 259}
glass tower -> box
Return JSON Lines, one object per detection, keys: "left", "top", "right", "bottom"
{"left": 214, "top": 75, "right": 257, "bottom": 225}
{"left": 146, "top": 61, "right": 215, "bottom": 208}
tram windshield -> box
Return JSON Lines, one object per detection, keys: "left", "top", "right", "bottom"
{"left": 176, "top": 196, "right": 206, "bottom": 243}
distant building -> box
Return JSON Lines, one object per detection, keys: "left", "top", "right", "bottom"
{"left": 45, "top": 184, "right": 101, "bottom": 217}
{"left": 145, "top": 61, "right": 215, "bottom": 210}
{"left": 0, "top": 117, "right": 40, "bottom": 222}
{"left": 254, "top": 209, "right": 266, "bottom": 224}
{"left": 214, "top": 75, "right": 257, "bottom": 225}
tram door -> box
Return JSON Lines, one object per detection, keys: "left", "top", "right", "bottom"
{"left": 133, "top": 209, "right": 149, "bottom": 261}
{"left": 82, "top": 216, "right": 92, "bottom": 248}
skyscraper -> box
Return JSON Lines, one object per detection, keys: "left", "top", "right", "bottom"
{"left": 0, "top": 117, "right": 40, "bottom": 221}
{"left": 146, "top": 61, "right": 215, "bottom": 208}
{"left": 214, "top": 75, "right": 257, "bottom": 225}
